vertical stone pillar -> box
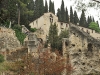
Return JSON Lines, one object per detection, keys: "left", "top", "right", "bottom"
{"left": 62, "top": 38, "right": 70, "bottom": 75}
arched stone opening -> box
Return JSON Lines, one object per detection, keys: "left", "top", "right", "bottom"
{"left": 88, "top": 43, "right": 93, "bottom": 52}
{"left": 65, "top": 41, "right": 68, "bottom": 46}
{"left": 39, "top": 38, "right": 43, "bottom": 43}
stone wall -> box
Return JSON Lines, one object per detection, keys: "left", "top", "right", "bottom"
{"left": 63, "top": 23, "right": 100, "bottom": 75}
{"left": 0, "top": 27, "right": 20, "bottom": 52}
{"left": 78, "top": 26, "right": 100, "bottom": 40}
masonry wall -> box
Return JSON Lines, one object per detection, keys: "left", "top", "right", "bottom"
{"left": 63, "top": 24, "right": 100, "bottom": 75}
{"left": 0, "top": 27, "right": 20, "bottom": 51}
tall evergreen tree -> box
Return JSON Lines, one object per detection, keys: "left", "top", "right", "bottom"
{"left": 39, "top": 0, "right": 44, "bottom": 16}
{"left": 74, "top": 10, "right": 79, "bottom": 25}
{"left": 52, "top": 2, "right": 55, "bottom": 14}
{"left": 70, "top": 6, "right": 74, "bottom": 23}
{"left": 96, "top": 21, "right": 99, "bottom": 27}
{"left": 49, "top": 0, "right": 55, "bottom": 14}
{"left": 27, "top": 0, "right": 34, "bottom": 10}
{"left": 34, "top": 0, "right": 40, "bottom": 19}
{"left": 49, "top": 0, "right": 52, "bottom": 12}
{"left": 48, "top": 23, "right": 58, "bottom": 51}
{"left": 92, "top": 17, "right": 95, "bottom": 22}
{"left": 79, "top": 10, "right": 86, "bottom": 27}
{"left": 57, "top": 8, "right": 61, "bottom": 21}
{"left": 44, "top": 0, "right": 48, "bottom": 13}
{"left": 65, "top": 7, "right": 69, "bottom": 23}
{"left": 27, "top": 0, "right": 34, "bottom": 22}
{"left": 60, "top": 0, "right": 66, "bottom": 22}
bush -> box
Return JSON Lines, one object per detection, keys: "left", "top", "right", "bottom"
{"left": 14, "top": 29, "right": 26, "bottom": 45}
{"left": 0, "top": 54, "right": 4, "bottom": 63}
{"left": 30, "top": 28, "right": 37, "bottom": 32}
{"left": 12, "top": 24, "right": 22, "bottom": 31}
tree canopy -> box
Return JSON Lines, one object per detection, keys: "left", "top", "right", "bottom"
{"left": 89, "top": 22, "right": 100, "bottom": 32}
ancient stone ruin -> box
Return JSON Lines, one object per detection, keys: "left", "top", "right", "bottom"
{"left": 62, "top": 23, "right": 100, "bottom": 75}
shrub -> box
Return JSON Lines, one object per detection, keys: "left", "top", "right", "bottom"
{"left": 30, "top": 28, "right": 37, "bottom": 32}
{"left": 0, "top": 54, "right": 4, "bottom": 63}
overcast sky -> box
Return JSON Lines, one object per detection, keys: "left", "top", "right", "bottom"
{"left": 43, "top": 0, "right": 100, "bottom": 26}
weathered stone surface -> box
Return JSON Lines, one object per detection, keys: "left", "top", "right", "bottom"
{"left": 0, "top": 27, "right": 20, "bottom": 51}
{"left": 63, "top": 23, "right": 100, "bottom": 75}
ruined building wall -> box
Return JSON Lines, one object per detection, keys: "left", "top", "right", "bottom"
{"left": 0, "top": 27, "right": 20, "bottom": 51}
{"left": 29, "top": 12, "right": 69, "bottom": 41}
{"left": 63, "top": 23, "right": 100, "bottom": 75}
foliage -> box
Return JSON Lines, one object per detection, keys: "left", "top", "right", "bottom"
{"left": 48, "top": 23, "right": 69, "bottom": 52}
{"left": 57, "top": 0, "right": 69, "bottom": 22}
{"left": 49, "top": 0, "right": 55, "bottom": 14}
{"left": 74, "top": 10, "right": 79, "bottom": 25}
{"left": 0, "top": 54, "right": 4, "bottom": 63}
{"left": 12, "top": 24, "right": 22, "bottom": 31}
{"left": 89, "top": 22, "right": 100, "bottom": 32}
{"left": 6, "top": 49, "right": 73, "bottom": 75}
{"left": 0, "top": 61, "right": 9, "bottom": 72}
{"left": 0, "top": 0, "right": 34, "bottom": 27}
{"left": 44, "top": 0, "right": 48, "bottom": 13}
{"left": 79, "top": 10, "right": 86, "bottom": 27}
{"left": 11, "top": 24, "right": 26, "bottom": 44}
{"left": 30, "top": 28, "right": 37, "bottom": 32}
{"left": 70, "top": 6, "right": 74, "bottom": 23}
{"left": 14, "top": 29, "right": 26, "bottom": 44}
{"left": 48, "top": 23, "right": 58, "bottom": 51}
{"left": 57, "top": 29, "right": 69, "bottom": 52}
{"left": 65, "top": 7, "right": 69, "bottom": 23}
{"left": 60, "top": 0, "right": 66, "bottom": 22}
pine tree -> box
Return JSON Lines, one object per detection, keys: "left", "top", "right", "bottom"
{"left": 70, "top": 6, "right": 74, "bottom": 23}
{"left": 74, "top": 10, "right": 79, "bottom": 25}
{"left": 65, "top": 7, "right": 69, "bottom": 23}
{"left": 44, "top": 0, "right": 48, "bottom": 13}
{"left": 79, "top": 10, "right": 86, "bottom": 27}
{"left": 0, "top": 0, "right": 9, "bottom": 24}
{"left": 27, "top": 0, "right": 34, "bottom": 10}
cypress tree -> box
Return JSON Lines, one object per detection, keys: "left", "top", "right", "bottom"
{"left": 34, "top": 0, "right": 39, "bottom": 19}
{"left": 79, "top": 10, "right": 86, "bottom": 27}
{"left": 49, "top": 0, "right": 52, "bottom": 12}
{"left": 39, "top": 0, "right": 44, "bottom": 16}
{"left": 60, "top": 0, "right": 66, "bottom": 22}
{"left": 65, "top": 7, "right": 69, "bottom": 23}
{"left": 57, "top": 8, "right": 61, "bottom": 21}
{"left": 74, "top": 10, "right": 79, "bottom": 25}
{"left": 44, "top": 0, "right": 48, "bottom": 13}
{"left": 70, "top": 6, "right": 74, "bottom": 23}
{"left": 48, "top": 23, "right": 58, "bottom": 51}
{"left": 96, "top": 21, "right": 99, "bottom": 27}
{"left": 92, "top": 17, "right": 95, "bottom": 22}
{"left": 52, "top": 2, "right": 55, "bottom": 14}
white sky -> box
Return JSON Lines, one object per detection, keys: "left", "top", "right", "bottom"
{"left": 44, "top": 0, "right": 71, "bottom": 14}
